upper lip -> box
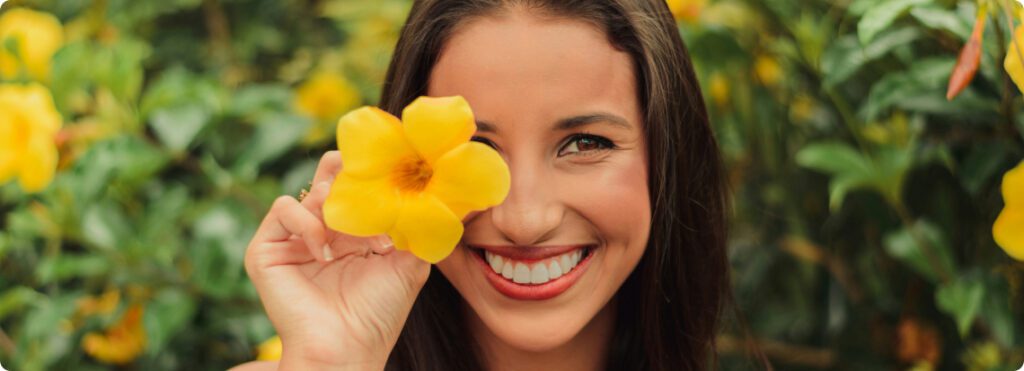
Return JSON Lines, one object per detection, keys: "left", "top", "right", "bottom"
{"left": 464, "top": 243, "right": 594, "bottom": 262}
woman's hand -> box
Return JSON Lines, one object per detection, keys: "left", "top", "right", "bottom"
{"left": 243, "top": 151, "right": 431, "bottom": 370}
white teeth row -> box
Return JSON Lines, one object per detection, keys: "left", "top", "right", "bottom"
{"left": 484, "top": 249, "right": 585, "bottom": 285}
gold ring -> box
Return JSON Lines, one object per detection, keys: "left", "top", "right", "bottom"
{"left": 297, "top": 181, "right": 312, "bottom": 202}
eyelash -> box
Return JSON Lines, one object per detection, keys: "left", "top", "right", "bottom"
{"left": 470, "top": 133, "right": 617, "bottom": 157}
{"left": 558, "top": 133, "right": 617, "bottom": 157}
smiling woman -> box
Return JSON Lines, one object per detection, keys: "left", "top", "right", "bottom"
{"left": 237, "top": 0, "right": 740, "bottom": 370}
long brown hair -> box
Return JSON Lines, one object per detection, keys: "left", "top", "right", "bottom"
{"left": 379, "top": 1, "right": 731, "bottom": 369}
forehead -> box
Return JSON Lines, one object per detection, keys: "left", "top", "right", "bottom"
{"left": 427, "top": 10, "right": 639, "bottom": 130}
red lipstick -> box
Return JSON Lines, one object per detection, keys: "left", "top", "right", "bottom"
{"left": 467, "top": 244, "right": 595, "bottom": 300}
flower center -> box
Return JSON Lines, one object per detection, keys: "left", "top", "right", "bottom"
{"left": 393, "top": 157, "right": 433, "bottom": 193}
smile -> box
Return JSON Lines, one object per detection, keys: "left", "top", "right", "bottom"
{"left": 467, "top": 244, "right": 595, "bottom": 300}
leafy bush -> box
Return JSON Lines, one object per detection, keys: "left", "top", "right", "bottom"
{"left": 0, "top": 0, "right": 1021, "bottom": 370}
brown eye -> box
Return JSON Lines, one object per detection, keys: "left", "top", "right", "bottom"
{"left": 558, "top": 134, "right": 616, "bottom": 157}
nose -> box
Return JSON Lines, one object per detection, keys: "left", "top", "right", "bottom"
{"left": 488, "top": 159, "right": 564, "bottom": 246}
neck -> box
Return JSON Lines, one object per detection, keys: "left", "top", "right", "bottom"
{"left": 468, "top": 298, "right": 616, "bottom": 371}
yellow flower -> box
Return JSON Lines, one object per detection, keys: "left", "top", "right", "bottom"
{"left": 256, "top": 335, "right": 282, "bottom": 361}
{"left": 294, "top": 71, "right": 362, "bottom": 144}
{"left": 323, "top": 96, "right": 511, "bottom": 263}
{"left": 0, "top": 82, "right": 62, "bottom": 193}
{"left": 81, "top": 304, "right": 146, "bottom": 365}
{"left": 1005, "top": 26, "right": 1024, "bottom": 94}
{"left": 708, "top": 72, "right": 729, "bottom": 108}
{"left": 0, "top": 7, "right": 63, "bottom": 81}
{"left": 789, "top": 94, "right": 816, "bottom": 123}
{"left": 666, "top": 0, "right": 706, "bottom": 23}
{"left": 76, "top": 289, "right": 120, "bottom": 317}
{"left": 994, "top": 161, "right": 1024, "bottom": 261}
{"left": 754, "top": 54, "right": 782, "bottom": 87}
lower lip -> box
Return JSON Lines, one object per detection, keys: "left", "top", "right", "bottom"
{"left": 470, "top": 246, "right": 595, "bottom": 301}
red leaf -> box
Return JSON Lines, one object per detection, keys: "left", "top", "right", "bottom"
{"left": 946, "top": 10, "right": 988, "bottom": 100}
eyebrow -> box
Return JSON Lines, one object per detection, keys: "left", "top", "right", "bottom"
{"left": 475, "top": 113, "right": 632, "bottom": 134}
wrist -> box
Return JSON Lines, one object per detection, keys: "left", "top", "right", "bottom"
{"left": 279, "top": 355, "right": 382, "bottom": 371}
{"left": 278, "top": 348, "right": 383, "bottom": 371}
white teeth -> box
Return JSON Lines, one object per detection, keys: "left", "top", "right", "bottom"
{"left": 548, "top": 260, "right": 563, "bottom": 279}
{"left": 530, "top": 264, "right": 550, "bottom": 284}
{"left": 513, "top": 263, "right": 531, "bottom": 284}
{"left": 484, "top": 248, "right": 588, "bottom": 284}
{"left": 487, "top": 252, "right": 503, "bottom": 274}
{"left": 501, "top": 262, "right": 514, "bottom": 279}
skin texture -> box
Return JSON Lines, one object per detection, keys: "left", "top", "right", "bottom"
{"left": 431, "top": 8, "right": 651, "bottom": 370}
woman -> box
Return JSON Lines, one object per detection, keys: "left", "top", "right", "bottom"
{"left": 235, "top": 0, "right": 731, "bottom": 369}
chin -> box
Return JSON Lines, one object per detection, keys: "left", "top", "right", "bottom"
{"left": 474, "top": 303, "right": 594, "bottom": 352}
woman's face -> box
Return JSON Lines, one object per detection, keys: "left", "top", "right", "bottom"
{"left": 431, "top": 10, "right": 651, "bottom": 352}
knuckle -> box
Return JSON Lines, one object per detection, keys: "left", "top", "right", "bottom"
{"left": 243, "top": 243, "right": 273, "bottom": 278}
{"left": 272, "top": 195, "right": 295, "bottom": 210}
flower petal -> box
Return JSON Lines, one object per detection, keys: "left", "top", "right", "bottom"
{"left": 336, "top": 107, "right": 417, "bottom": 179}
{"left": 401, "top": 96, "right": 476, "bottom": 164}
{"left": 18, "top": 132, "right": 57, "bottom": 193}
{"left": 993, "top": 207, "right": 1024, "bottom": 261}
{"left": 1001, "top": 161, "right": 1024, "bottom": 207}
{"left": 388, "top": 193, "right": 463, "bottom": 263}
{"left": 323, "top": 173, "right": 402, "bottom": 236}
{"left": 426, "top": 142, "right": 510, "bottom": 219}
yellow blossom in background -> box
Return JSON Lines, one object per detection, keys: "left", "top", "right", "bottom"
{"left": 256, "top": 335, "right": 282, "bottom": 361}
{"left": 708, "top": 72, "right": 729, "bottom": 108}
{"left": 666, "top": 0, "right": 706, "bottom": 23}
{"left": 76, "top": 289, "right": 120, "bottom": 317}
{"left": 0, "top": 7, "right": 63, "bottom": 81}
{"left": 293, "top": 71, "right": 362, "bottom": 145}
{"left": 0, "top": 83, "right": 62, "bottom": 193}
{"left": 754, "top": 54, "right": 782, "bottom": 87}
{"left": 81, "top": 304, "right": 146, "bottom": 365}
{"left": 322, "top": 96, "right": 511, "bottom": 263}
{"left": 1005, "top": 26, "right": 1024, "bottom": 94}
{"left": 789, "top": 94, "right": 816, "bottom": 123}
{"left": 993, "top": 161, "right": 1024, "bottom": 261}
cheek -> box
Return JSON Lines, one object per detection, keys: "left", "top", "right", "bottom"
{"left": 561, "top": 155, "right": 651, "bottom": 254}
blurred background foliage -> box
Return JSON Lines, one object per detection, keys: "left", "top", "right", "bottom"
{"left": 0, "top": 0, "right": 1021, "bottom": 370}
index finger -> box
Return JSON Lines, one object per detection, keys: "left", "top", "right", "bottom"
{"left": 312, "top": 151, "right": 342, "bottom": 185}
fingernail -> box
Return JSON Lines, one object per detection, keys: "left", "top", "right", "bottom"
{"left": 322, "top": 244, "right": 335, "bottom": 261}
{"left": 379, "top": 235, "right": 395, "bottom": 249}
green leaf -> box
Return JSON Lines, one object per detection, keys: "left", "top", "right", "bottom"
{"left": 140, "top": 66, "right": 226, "bottom": 119}
{"left": 143, "top": 288, "right": 196, "bottom": 355}
{"left": 0, "top": 287, "right": 42, "bottom": 320}
{"left": 935, "top": 275, "right": 984, "bottom": 337}
{"left": 883, "top": 219, "right": 957, "bottom": 283}
{"left": 35, "top": 254, "right": 111, "bottom": 284}
{"left": 81, "top": 201, "right": 132, "bottom": 251}
{"left": 909, "top": 5, "right": 971, "bottom": 40}
{"left": 858, "top": 0, "right": 932, "bottom": 45}
{"left": 977, "top": 276, "right": 1015, "bottom": 346}
{"left": 958, "top": 142, "right": 1010, "bottom": 196}
{"left": 861, "top": 57, "right": 954, "bottom": 120}
{"left": 828, "top": 174, "right": 873, "bottom": 211}
{"left": 232, "top": 113, "right": 310, "bottom": 180}
{"left": 821, "top": 27, "right": 922, "bottom": 88}
{"left": 796, "top": 142, "right": 873, "bottom": 176}
{"left": 148, "top": 104, "right": 211, "bottom": 153}
{"left": 229, "top": 84, "right": 294, "bottom": 119}
{"left": 848, "top": 0, "right": 885, "bottom": 16}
